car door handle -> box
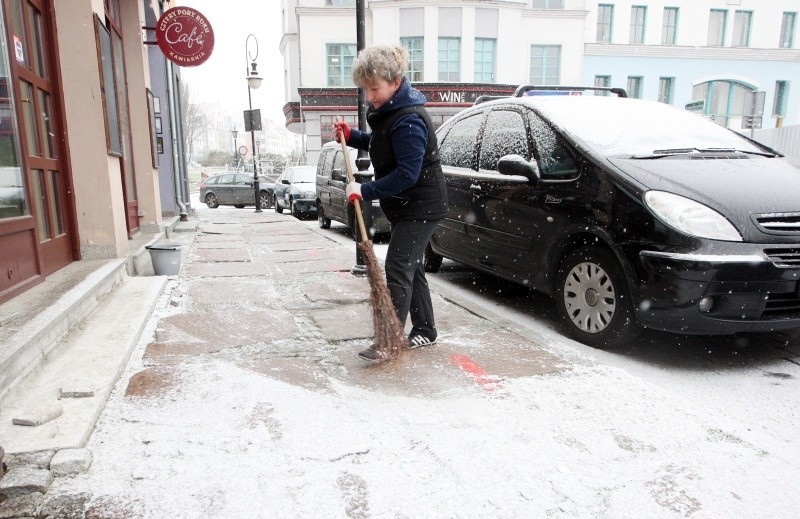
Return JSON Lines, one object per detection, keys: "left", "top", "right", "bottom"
{"left": 469, "top": 184, "right": 482, "bottom": 192}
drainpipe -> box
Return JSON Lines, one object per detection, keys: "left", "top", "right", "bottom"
{"left": 165, "top": 59, "right": 188, "bottom": 221}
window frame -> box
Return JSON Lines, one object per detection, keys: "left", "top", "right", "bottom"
{"left": 658, "top": 77, "right": 674, "bottom": 104}
{"left": 780, "top": 12, "right": 796, "bottom": 49}
{"left": 773, "top": 81, "right": 790, "bottom": 117}
{"left": 627, "top": 76, "right": 643, "bottom": 99}
{"left": 325, "top": 43, "right": 356, "bottom": 87}
{"left": 630, "top": 5, "right": 647, "bottom": 44}
{"left": 477, "top": 108, "right": 530, "bottom": 172}
{"left": 529, "top": 45, "right": 561, "bottom": 86}
{"left": 597, "top": 4, "right": 614, "bottom": 43}
{"left": 474, "top": 38, "right": 496, "bottom": 83}
{"left": 708, "top": 9, "right": 727, "bottom": 47}
{"left": 438, "top": 37, "right": 461, "bottom": 82}
{"left": 662, "top": 7, "right": 678, "bottom": 45}
{"left": 594, "top": 75, "right": 611, "bottom": 96}
{"left": 732, "top": 10, "right": 752, "bottom": 48}
{"left": 400, "top": 36, "right": 424, "bottom": 82}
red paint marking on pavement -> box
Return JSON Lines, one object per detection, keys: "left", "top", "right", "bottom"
{"left": 449, "top": 354, "right": 501, "bottom": 392}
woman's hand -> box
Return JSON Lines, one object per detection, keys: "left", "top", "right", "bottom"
{"left": 333, "top": 121, "right": 351, "bottom": 143}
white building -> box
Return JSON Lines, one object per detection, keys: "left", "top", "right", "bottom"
{"left": 280, "top": 0, "right": 800, "bottom": 165}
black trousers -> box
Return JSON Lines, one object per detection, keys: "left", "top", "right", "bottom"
{"left": 384, "top": 219, "right": 439, "bottom": 341}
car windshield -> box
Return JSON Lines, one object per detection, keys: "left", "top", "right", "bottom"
{"left": 533, "top": 97, "right": 766, "bottom": 157}
{"left": 291, "top": 167, "right": 316, "bottom": 183}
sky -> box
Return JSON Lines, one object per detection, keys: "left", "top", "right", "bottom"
{"left": 177, "top": 0, "right": 286, "bottom": 126}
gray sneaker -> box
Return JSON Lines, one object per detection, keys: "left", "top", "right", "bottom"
{"left": 407, "top": 335, "right": 436, "bottom": 349}
{"left": 358, "top": 347, "right": 385, "bottom": 362}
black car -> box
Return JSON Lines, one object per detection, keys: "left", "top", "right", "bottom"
{"left": 425, "top": 85, "right": 800, "bottom": 348}
{"left": 199, "top": 173, "right": 273, "bottom": 209}
{"left": 315, "top": 141, "right": 391, "bottom": 238}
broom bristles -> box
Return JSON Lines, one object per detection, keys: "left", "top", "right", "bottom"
{"left": 359, "top": 240, "right": 408, "bottom": 360}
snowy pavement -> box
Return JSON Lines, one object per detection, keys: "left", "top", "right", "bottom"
{"left": 39, "top": 206, "right": 800, "bottom": 518}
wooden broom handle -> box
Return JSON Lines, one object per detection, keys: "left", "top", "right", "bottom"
{"left": 338, "top": 133, "right": 370, "bottom": 243}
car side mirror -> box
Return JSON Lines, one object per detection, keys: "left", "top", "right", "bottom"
{"left": 497, "top": 154, "right": 540, "bottom": 181}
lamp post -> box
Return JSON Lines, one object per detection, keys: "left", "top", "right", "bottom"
{"left": 244, "top": 34, "right": 263, "bottom": 213}
{"left": 231, "top": 127, "right": 238, "bottom": 167}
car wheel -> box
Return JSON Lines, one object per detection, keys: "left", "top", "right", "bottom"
{"left": 290, "top": 200, "right": 298, "bottom": 217}
{"left": 318, "top": 204, "right": 331, "bottom": 229}
{"left": 555, "top": 246, "right": 641, "bottom": 348}
{"left": 275, "top": 199, "right": 284, "bottom": 214}
{"left": 205, "top": 193, "right": 219, "bottom": 209}
{"left": 234, "top": 205, "right": 245, "bottom": 209}
{"left": 423, "top": 242, "right": 443, "bottom": 273}
{"left": 259, "top": 191, "right": 271, "bottom": 209}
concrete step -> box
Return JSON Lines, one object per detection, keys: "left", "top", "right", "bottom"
{"left": 0, "top": 275, "right": 167, "bottom": 454}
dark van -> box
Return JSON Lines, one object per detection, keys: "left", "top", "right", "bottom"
{"left": 315, "top": 141, "right": 391, "bottom": 237}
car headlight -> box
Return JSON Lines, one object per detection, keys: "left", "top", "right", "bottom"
{"left": 644, "top": 191, "right": 742, "bottom": 242}
{"left": 303, "top": 191, "right": 315, "bottom": 199}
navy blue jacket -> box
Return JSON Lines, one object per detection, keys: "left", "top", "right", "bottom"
{"left": 346, "top": 78, "right": 429, "bottom": 202}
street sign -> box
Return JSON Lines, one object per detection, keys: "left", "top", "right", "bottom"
{"left": 742, "top": 90, "right": 765, "bottom": 130}
{"left": 742, "top": 115, "right": 763, "bottom": 129}
{"left": 243, "top": 109, "right": 262, "bottom": 132}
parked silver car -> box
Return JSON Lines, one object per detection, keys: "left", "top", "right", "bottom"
{"left": 199, "top": 173, "right": 273, "bottom": 209}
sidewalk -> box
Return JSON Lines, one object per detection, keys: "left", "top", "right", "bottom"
{"left": 3, "top": 209, "right": 798, "bottom": 518}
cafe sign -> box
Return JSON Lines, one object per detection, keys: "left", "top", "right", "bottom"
{"left": 155, "top": 7, "right": 214, "bottom": 67}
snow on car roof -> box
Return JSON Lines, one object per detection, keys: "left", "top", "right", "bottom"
{"left": 517, "top": 96, "right": 765, "bottom": 157}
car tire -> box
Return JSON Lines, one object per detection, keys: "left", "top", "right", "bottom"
{"left": 555, "top": 246, "right": 641, "bottom": 348}
{"left": 423, "top": 242, "right": 443, "bottom": 273}
{"left": 290, "top": 200, "right": 298, "bottom": 217}
{"left": 275, "top": 200, "right": 284, "bottom": 214}
{"left": 234, "top": 205, "right": 245, "bottom": 209}
{"left": 205, "top": 193, "right": 219, "bottom": 209}
{"left": 259, "top": 191, "right": 271, "bottom": 209}
{"left": 318, "top": 204, "right": 331, "bottom": 229}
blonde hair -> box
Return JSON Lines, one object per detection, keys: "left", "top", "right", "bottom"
{"left": 351, "top": 45, "right": 409, "bottom": 87}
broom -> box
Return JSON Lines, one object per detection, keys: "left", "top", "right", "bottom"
{"left": 338, "top": 133, "right": 409, "bottom": 361}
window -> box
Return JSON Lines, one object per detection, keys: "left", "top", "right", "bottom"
{"left": 732, "top": 11, "right": 752, "bottom": 47}
{"left": 594, "top": 75, "right": 611, "bottom": 95}
{"left": 692, "top": 79, "right": 755, "bottom": 126}
{"left": 325, "top": 0, "right": 355, "bottom": 6}
{"left": 662, "top": 7, "right": 678, "bottom": 45}
{"left": 479, "top": 110, "right": 529, "bottom": 171}
{"left": 773, "top": 81, "right": 790, "bottom": 117}
{"left": 439, "top": 114, "right": 483, "bottom": 169}
{"left": 474, "top": 38, "right": 496, "bottom": 83}
{"left": 627, "top": 76, "right": 643, "bottom": 99}
{"left": 326, "top": 44, "right": 356, "bottom": 87}
{"left": 658, "top": 77, "right": 674, "bottom": 104}
{"left": 708, "top": 9, "right": 727, "bottom": 46}
{"left": 597, "top": 4, "right": 614, "bottom": 43}
{"left": 630, "top": 6, "right": 647, "bottom": 44}
{"left": 780, "top": 12, "right": 796, "bottom": 48}
{"left": 528, "top": 112, "right": 578, "bottom": 179}
{"left": 530, "top": 45, "right": 560, "bottom": 86}
{"left": 438, "top": 38, "right": 461, "bottom": 81}
{"left": 531, "top": 0, "right": 564, "bottom": 8}
{"left": 401, "top": 37, "right": 424, "bottom": 82}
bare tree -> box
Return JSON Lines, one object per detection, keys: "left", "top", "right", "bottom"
{"left": 179, "top": 81, "right": 206, "bottom": 163}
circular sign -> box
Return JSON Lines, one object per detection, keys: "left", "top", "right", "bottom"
{"left": 155, "top": 7, "right": 214, "bottom": 67}
{"left": 238, "top": 146, "right": 249, "bottom": 156}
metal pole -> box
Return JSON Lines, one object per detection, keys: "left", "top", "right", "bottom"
{"left": 351, "top": 0, "right": 372, "bottom": 275}
{"left": 246, "top": 34, "right": 262, "bottom": 213}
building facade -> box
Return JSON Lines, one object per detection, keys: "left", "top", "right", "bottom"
{"left": 0, "top": 0, "right": 170, "bottom": 304}
{"left": 280, "top": 0, "right": 800, "bottom": 164}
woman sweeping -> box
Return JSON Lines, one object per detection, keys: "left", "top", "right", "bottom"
{"left": 333, "top": 45, "right": 448, "bottom": 362}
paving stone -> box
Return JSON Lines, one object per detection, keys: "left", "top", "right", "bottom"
{"left": 183, "top": 262, "right": 273, "bottom": 278}
{"left": 49, "top": 449, "right": 92, "bottom": 476}
{"left": 190, "top": 249, "right": 251, "bottom": 262}
{"left": 311, "top": 303, "right": 374, "bottom": 341}
{"left": 0, "top": 469, "right": 53, "bottom": 499}
{"left": 3, "top": 452, "right": 55, "bottom": 471}
{"left": 11, "top": 405, "right": 63, "bottom": 427}
{"left": 59, "top": 379, "right": 95, "bottom": 399}
{"left": 276, "top": 258, "right": 354, "bottom": 275}
{"left": 156, "top": 309, "right": 300, "bottom": 346}
{"left": 183, "top": 278, "right": 280, "bottom": 307}
{"left": 39, "top": 493, "right": 90, "bottom": 519}
{"left": 267, "top": 241, "right": 330, "bottom": 252}
{"left": 0, "top": 491, "right": 43, "bottom": 518}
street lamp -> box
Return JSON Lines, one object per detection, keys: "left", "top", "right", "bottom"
{"left": 231, "top": 127, "right": 238, "bottom": 166}
{"left": 245, "top": 33, "right": 263, "bottom": 212}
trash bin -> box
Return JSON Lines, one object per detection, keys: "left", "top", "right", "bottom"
{"left": 146, "top": 244, "right": 182, "bottom": 276}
